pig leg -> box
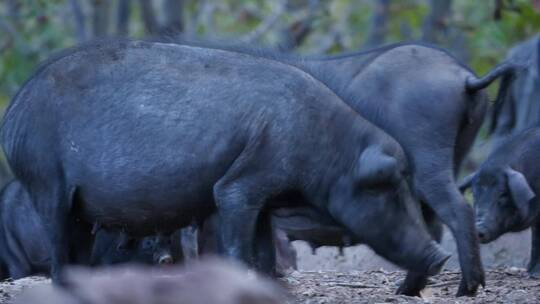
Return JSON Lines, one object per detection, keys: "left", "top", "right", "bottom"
{"left": 180, "top": 225, "right": 199, "bottom": 261}
{"left": 274, "top": 228, "right": 297, "bottom": 276}
{"left": 198, "top": 214, "right": 219, "bottom": 255}
{"left": 397, "top": 206, "right": 443, "bottom": 296}
{"left": 214, "top": 177, "right": 270, "bottom": 269}
{"left": 528, "top": 220, "right": 540, "bottom": 278}
{"left": 6, "top": 262, "right": 32, "bottom": 280}
{"left": 43, "top": 185, "right": 76, "bottom": 284}
{"left": 213, "top": 136, "right": 285, "bottom": 272}
{"left": 414, "top": 155, "right": 484, "bottom": 297}
{"left": 4, "top": 233, "right": 33, "bottom": 279}
{"left": 453, "top": 99, "right": 487, "bottom": 177}
{"left": 254, "top": 212, "right": 276, "bottom": 275}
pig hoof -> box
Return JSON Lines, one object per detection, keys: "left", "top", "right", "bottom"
{"left": 528, "top": 270, "right": 540, "bottom": 279}
{"left": 456, "top": 273, "right": 484, "bottom": 297}
{"left": 395, "top": 277, "right": 436, "bottom": 287}
{"left": 396, "top": 284, "right": 422, "bottom": 297}
{"left": 456, "top": 261, "right": 485, "bottom": 297}
{"left": 456, "top": 280, "right": 477, "bottom": 297}
{"left": 396, "top": 275, "right": 438, "bottom": 297}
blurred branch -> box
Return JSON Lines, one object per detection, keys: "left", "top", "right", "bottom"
{"left": 494, "top": 0, "right": 523, "bottom": 19}
{"left": 422, "top": 0, "right": 452, "bottom": 44}
{"left": 0, "top": 39, "right": 12, "bottom": 53}
{"left": 6, "top": 0, "right": 21, "bottom": 25}
{"left": 70, "top": 0, "right": 87, "bottom": 42}
{"left": 186, "top": 1, "right": 222, "bottom": 37}
{"left": 534, "top": 0, "right": 540, "bottom": 12}
{"left": 400, "top": 21, "right": 412, "bottom": 40}
{"left": 198, "top": 1, "right": 217, "bottom": 35}
{"left": 315, "top": 30, "right": 341, "bottom": 54}
{"left": 494, "top": 0, "right": 503, "bottom": 20}
{"left": 92, "top": 0, "right": 110, "bottom": 37}
{"left": 0, "top": 14, "right": 29, "bottom": 54}
{"left": 116, "top": 0, "right": 131, "bottom": 36}
{"left": 139, "top": 0, "right": 159, "bottom": 35}
{"left": 241, "top": 0, "right": 287, "bottom": 43}
{"left": 162, "top": 0, "right": 185, "bottom": 35}
{"left": 365, "top": 0, "right": 390, "bottom": 47}
{"left": 278, "top": 0, "right": 321, "bottom": 51}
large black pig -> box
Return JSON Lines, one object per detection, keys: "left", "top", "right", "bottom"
{"left": 1, "top": 40, "right": 449, "bottom": 284}
{"left": 307, "top": 46, "right": 516, "bottom": 296}
{"left": 171, "top": 39, "right": 517, "bottom": 296}
{"left": 460, "top": 127, "right": 540, "bottom": 278}
{"left": 0, "top": 180, "right": 176, "bottom": 280}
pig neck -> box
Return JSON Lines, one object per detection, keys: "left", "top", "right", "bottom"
{"left": 301, "top": 109, "right": 381, "bottom": 210}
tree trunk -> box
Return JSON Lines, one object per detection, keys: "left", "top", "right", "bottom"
{"left": 92, "top": 0, "right": 110, "bottom": 38}
{"left": 422, "top": 0, "right": 452, "bottom": 44}
{"left": 365, "top": 0, "right": 390, "bottom": 47}
{"left": 278, "top": 0, "right": 321, "bottom": 52}
{"left": 116, "top": 0, "right": 131, "bottom": 36}
{"left": 70, "top": 0, "right": 87, "bottom": 42}
{"left": 139, "top": 0, "right": 158, "bottom": 35}
{"left": 162, "top": 0, "right": 184, "bottom": 35}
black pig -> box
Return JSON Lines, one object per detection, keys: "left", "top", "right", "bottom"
{"left": 168, "top": 39, "right": 518, "bottom": 295}
{"left": 460, "top": 127, "right": 540, "bottom": 277}
{"left": 0, "top": 180, "right": 177, "bottom": 280}
{"left": 1, "top": 40, "right": 449, "bottom": 284}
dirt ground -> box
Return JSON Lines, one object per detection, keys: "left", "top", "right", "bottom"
{"left": 1, "top": 268, "right": 539, "bottom": 304}
{"left": 1, "top": 230, "right": 537, "bottom": 303}
{"left": 285, "top": 268, "right": 540, "bottom": 304}
{"left": 0, "top": 276, "right": 50, "bottom": 303}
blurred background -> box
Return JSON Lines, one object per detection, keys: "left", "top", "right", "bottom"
{"left": 1, "top": 0, "right": 540, "bottom": 272}
{"left": 2, "top": 0, "right": 540, "bottom": 108}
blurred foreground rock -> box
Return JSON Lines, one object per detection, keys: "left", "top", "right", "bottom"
{"left": 16, "top": 258, "right": 288, "bottom": 304}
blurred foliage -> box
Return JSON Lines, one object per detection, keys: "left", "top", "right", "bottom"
{"left": 1, "top": 0, "right": 540, "bottom": 109}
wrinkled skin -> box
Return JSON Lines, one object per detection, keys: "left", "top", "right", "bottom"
{"left": 0, "top": 180, "right": 177, "bottom": 280}
{"left": 460, "top": 128, "right": 540, "bottom": 278}
{"left": 271, "top": 206, "right": 353, "bottom": 250}
{"left": 1, "top": 40, "right": 447, "bottom": 284}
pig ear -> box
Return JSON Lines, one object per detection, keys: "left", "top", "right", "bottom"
{"left": 355, "top": 146, "right": 399, "bottom": 186}
{"left": 505, "top": 167, "right": 535, "bottom": 218}
{"left": 458, "top": 172, "right": 477, "bottom": 193}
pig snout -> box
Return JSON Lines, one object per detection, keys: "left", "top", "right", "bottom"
{"left": 475, "top": 222, "right": 491, "bottom": 244}
{"left": 158, "top": 253, "right": 173, "bottom": 265}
